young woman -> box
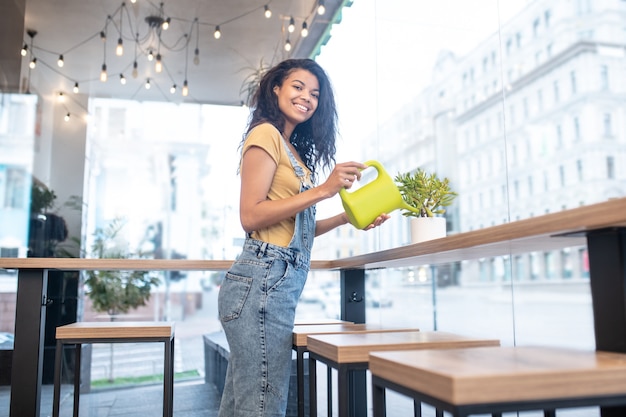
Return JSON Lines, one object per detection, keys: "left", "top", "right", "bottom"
{"left": 217, "top": 58, "right": 388, "bottom": 417}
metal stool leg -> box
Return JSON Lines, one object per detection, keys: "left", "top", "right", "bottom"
{"left": 309, "top": 356, "right": 318, "bottom": 417}
{"left": 73, "top": 343, "right": 81, "bottom": 417}
{"left": 163, "top": 338, "right": 174, "bottom": 417}
{"left": 52, "top": 340, "right": 63, "bottom": 417}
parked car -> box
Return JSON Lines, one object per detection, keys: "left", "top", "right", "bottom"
{"left": 0, "top": 332, "right": 14, "bottom": 349}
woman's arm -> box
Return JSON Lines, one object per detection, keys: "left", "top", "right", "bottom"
{"left": 315, "top": 213, "right": 391, "bottom": 237}
{"left": 239, "top": 146, "right": 366, "bottom": 233}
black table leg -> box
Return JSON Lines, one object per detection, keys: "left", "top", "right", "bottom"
{"left": 10, "top": 268, "right": 48, "bottom": 417}
{"left": 587, "top": 227, "right": 626, "bottom": 417}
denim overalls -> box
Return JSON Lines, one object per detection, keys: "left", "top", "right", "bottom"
{"left": 217, "top": 140, "right": 315, "bottom": 417}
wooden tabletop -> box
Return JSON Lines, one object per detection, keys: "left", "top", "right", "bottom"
{"left": 56, "top": 321, "right": 175, "bottom": 340}
{"left": 307, "top": 331, "right": 500, "bottom": 363}
{"left": 369, "top": 346, "right": 626, "bottom": 404}
{"left": 2, "top": 198, "right": 625, "bottom": 272}
{"left": 292, "top": 323, "right": 420, "bottom": 346}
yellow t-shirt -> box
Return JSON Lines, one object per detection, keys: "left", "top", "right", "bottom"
{"left": 242, "top": 123, "right": 312, "bottom": 247}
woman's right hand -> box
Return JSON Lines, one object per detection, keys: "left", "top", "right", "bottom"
{"left": 319, "top": 161, "right": 367, "bottom": 197}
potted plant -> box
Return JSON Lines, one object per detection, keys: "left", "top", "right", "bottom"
{"left": 394, "top": 168, "right": 458, "bottom": 243}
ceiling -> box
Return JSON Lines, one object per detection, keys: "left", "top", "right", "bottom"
{"left": 20, "top": 0, "right": 345, "bottom": 106}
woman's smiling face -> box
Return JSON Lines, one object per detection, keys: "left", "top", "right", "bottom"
{"left": 274, "top": 69, "right": 320, "bottom": 133}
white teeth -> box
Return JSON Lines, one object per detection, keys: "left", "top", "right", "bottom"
{"left": 295, "top": 104, "right": 308, "bottom": 112}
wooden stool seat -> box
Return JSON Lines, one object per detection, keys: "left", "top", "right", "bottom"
{"left": 292, "top": 323, "right": 420, "bottom": 417}
{"left": 52, "top": 321, "right": 175, "bottom": 417}
{"left": 307, "top": 331, "right": 499, "bottom": 417}
{"left": 370, "top": 345, "right": 626, "bottom": 417}
{"left": 294, "top": 318, "right": 354, "bottom": 326}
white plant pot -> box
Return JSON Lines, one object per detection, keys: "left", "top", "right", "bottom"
{"left": 410, "top": 217, "right": 447, "bottom": 244}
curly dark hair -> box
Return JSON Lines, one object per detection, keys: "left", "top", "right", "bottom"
{"left": 243, "top": 58, "right": 338, "bottom": 181}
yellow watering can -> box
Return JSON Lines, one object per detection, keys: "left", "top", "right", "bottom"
{"left": 339, "top": 160, "right": 420, "bottom": 229}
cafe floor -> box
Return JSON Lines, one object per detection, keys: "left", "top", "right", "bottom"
{"left": 0, "top": 379, "right": 604, "bottom": 417}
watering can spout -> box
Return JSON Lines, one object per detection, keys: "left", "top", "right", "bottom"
{"left": 339, "top": 160, "right": 417, "bottom": 229}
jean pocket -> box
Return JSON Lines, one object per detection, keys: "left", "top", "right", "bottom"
{"left": 218, "top": 272, "right": 253, "bottom": 322}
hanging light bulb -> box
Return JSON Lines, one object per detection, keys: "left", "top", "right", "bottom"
{"left": 132, "top": 61, "right": 138, "bottom": 78}
{"left": 193, "top": 48, "right": 200, "bottom": 65}
{"left": 301, "top": 22, "right": 309, "bottom": 37}
{"left": 57, "top": 92, "right": 65, "bottom": 102}
{"left": 214, "top": 26, "right": 221, "bottom": 39}
{"left": 21, "top": 44, "right": 28, "bottom": 56}
{"left": 100, "top": 31, "right": 106, "bottom": 42}
{"left": 147, "top": 50, "right": 154, "bottom": 61}
{"left": 120, "top": 74, "right": 126, "bottom": 85}
{"left": 288, "top": 17, "right": 295, "bottom": 33}
{"left": 100, "top": 63, "right": 107, "bottom": 82}
{"left": 73, "top": 82, "right": 79, "bottom": 93}
{"left": 130, "top": 0, "right": 136, "bottom": 3}
{"left": 57, "top": 54, "right": 64, "bottom": 67}
{"left": 116, "top": 38, "right": 124, "bottom": 56}
{"left": 182, "top": 80, "right": 189, "bottom": 96}
{"left": 162, "top": 18, "right": 170, "bottom": 30}
{"left": 64, "top": 113, "right": 70, "bottom": 122}
{"left": 29, "top": 58, "right": 37, "bottom": 69}
{"left": 170, "top": 84, "right": 177, "bottom": 94}
{"left": 284, "top": 38, "right": 292, "bottom": 52}
{"left": 264, "top": 5, "right": 272, "bottom": 18}
{"left": 145, "top": 78, "right": 151, "bottom": 89}
{"left": 317, "top": 0, "right": 326, "bottom": 15}
{"left": 155, "top": 54, "right": 163, "bottom": 73}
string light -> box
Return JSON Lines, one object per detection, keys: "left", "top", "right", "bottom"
{"left": 21, "top": 1, "right": 332, "bottom": 101}
{"left": 155, "top": 54, "right": 163, "bottom": 73}
{"left": 64, "top": 113, "right": 70, "bottom": 122}
{"left": 145, "top": 78, "right": 151, "bottom": 89}
{"left": 182, "top": 80, "right": 189, "bottom": 96}
{"left": 317, "top": 1, "right": 326, "bottom": 15}
{"left": 57, "top": 92, "right": 65, "bottom": 102}
{"left": 100, "top": 63, "right": 107, "bottom": 82}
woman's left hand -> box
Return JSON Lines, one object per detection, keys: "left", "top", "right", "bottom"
{"left": 362, "top": 213, "right": 391, "bottom": 231}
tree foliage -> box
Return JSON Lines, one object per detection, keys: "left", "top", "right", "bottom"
{"left": 85, "top": 218, "right": 160, "bottom": 318}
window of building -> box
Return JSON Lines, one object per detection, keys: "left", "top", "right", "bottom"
{"left": 570, "top": 71, "right": 577, "bottom": 94}
{"left": 556, "top": 124, "right": 563, "bottom": 148}
{"left": 3, "top": 167, "right": 27, "bottom": 210}
{"left": 607, "top": 156, "right": 615, "bottom": 179}
{"left": 537, "top": 89, "right": 544, "bottom": 111}
{"left": 544, "top": 9, "right": 552, "bottom": 27}
{"left": 559, "top": 165, "right": 566, "bottom": 186}
{"left": 533, "top": 18, "right": 541, "bottom": 37}
{"left": 543, "top": 171, "right": 549, "bottom": 191}
{"left": 574, "top": 117, "right": 581, "bottom": 141}
{"left": 553, "top": 80, "right": 560, "bottom": 103}
{"left": 600, "top": 65, "right": 609, "bottom": 90}
{"left": 528, "top": 176, "right": 534, "bottom": 195}
{"left": 576, "top": 160, "right": 583, "bottom": 181}
{"left": 522, "top": 97, "right": 529, "bottom": 118}
{"left": 603, "top": 113, "right": 613, "bottom": 137}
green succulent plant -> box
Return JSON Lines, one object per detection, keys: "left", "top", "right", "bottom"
{"left": 395, "top": 168, "right": 457, "bottom": 218}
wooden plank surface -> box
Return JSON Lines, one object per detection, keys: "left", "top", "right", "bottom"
{"left": 292, "top": 323, "right": 420, "bottom": 346}
{"left": 307, "top": 331, "right": 499, "bottom": 363}
{"left": 56, "top": 321, "right": 175, "bottom": 340}
{"left": 2, "top": 198, "right": 626, "bottom": 272}
{"left": 369, "top": 346, "right": 626, "bottom": 404}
